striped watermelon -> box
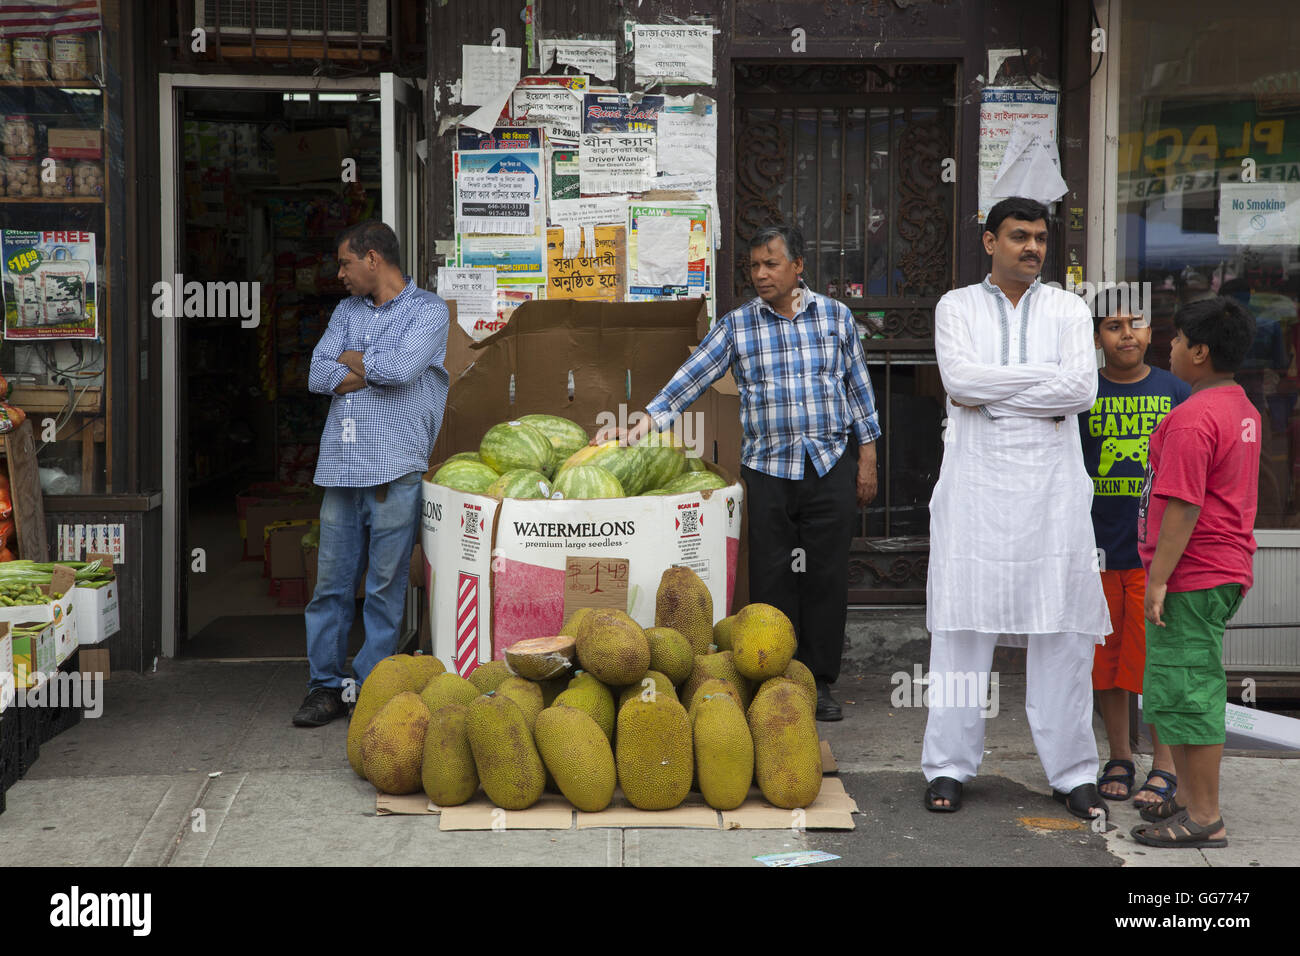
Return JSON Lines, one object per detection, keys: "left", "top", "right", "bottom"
{"left": 574, "top": 440, "right": 651, "bottom": 496}
{"left": 639, "top": 430, "right": 687, "bottom": 490}
{"left": 552, "top": 465, "right": 625, "bottom": 500}
{"left": 554, "top": 442, "right": 602, "bottom": 478}
{"left": 487, "top": 469, "right": 552, "bottom": 500}
{"left": 518, "top": 414, "right": 589, "bottom": 470}
{"left": 684, "top": 456, "right": 708, "bottom": 473}
{"left": 445, "top": 451, "right": 483, "bottom": 464}
{"left": 639, "top": 488, "right": 672, "bottom": 496}
{"left": 660, "top": 470, "right": 728, "bottom": 495}
{"left": 432, "top": 460, "right": 500, "bottom": 494}
{"left": 479, "top": 420, "right": 553, "bottom": 475}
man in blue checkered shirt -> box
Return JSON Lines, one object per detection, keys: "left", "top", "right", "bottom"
{"left": 616, "top": 224, "right": 880, "bottom": 721}
{"left": 293, "top": 220, "right": 450, "bottom": 728}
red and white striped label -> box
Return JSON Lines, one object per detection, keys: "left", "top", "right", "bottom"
{"left": 456, "top": 572, "right": 480, "bottom": 677}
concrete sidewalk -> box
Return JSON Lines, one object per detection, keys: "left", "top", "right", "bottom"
{"left": 2, "top": 648, "right": 1294, "bottom": 867}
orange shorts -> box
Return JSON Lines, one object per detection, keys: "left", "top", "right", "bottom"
{"left": 1093, "top": 567, "right": 1147, "bottom": 693}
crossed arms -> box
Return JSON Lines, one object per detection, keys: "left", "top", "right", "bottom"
{"left": 933, "top": 294, "right": 1098, "bottom": 418}
{"left": 308, "top": 302, "right": 449, "bottom": 396}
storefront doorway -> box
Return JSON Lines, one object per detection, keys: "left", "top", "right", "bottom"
{"left": 157, "top": 74, "right": 422, "bottom": 659}
{"left": 732, "top": 62, "right": 958, "bottom": 604}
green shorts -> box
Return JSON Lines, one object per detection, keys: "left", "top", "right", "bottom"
{"left": 1143, "top": 583, "right": 1244, "bottom": 746}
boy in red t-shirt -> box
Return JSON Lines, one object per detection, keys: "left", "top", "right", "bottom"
{"left": 1131, "top": 296, "right": 1260, "bottom": 849}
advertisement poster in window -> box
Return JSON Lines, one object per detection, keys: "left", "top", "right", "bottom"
{"left": 1, "top": 230, "right": 98, "bottom": 340}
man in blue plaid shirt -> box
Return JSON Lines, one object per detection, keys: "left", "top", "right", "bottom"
{"left": 293, "top": 220, "right": 449, "bottom": 728}
{"left": 616, "top": 224, "right": 880, "bottom": 720}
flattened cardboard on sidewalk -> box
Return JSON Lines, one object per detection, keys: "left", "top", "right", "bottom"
{"left": 373, "top": 740, "right": 855, "bottom": 830}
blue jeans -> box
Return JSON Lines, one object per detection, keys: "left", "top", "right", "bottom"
{"left": 305, "top": 472, "right": 421, "bottom": 690}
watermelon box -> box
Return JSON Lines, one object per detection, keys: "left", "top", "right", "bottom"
{"left": 423, "top": 299, "right": 745, "bottom": 677}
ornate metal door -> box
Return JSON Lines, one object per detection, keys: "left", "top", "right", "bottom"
{"left": 733, "top": 63, "right": 957, "bottom": 603}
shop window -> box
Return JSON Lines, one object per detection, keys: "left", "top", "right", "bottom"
{"left": 0, "top": 10, "right": 110, "bottom": 495}
{"left": 1117, "top": 0, "right": 1300, "bottom": 530}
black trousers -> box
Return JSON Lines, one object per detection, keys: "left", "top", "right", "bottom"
{"left": 742, "top": 450, "right": 858, "bottom": 684}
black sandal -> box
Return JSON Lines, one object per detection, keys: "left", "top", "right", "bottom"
{"left": 925, "top": 776, "right": 962, "bottom": 813}
{"left": 1097, "top": 758, "right": 1136, "bottom": 801}
{"left": 1052, "top": 783, "right": 1107, "bottom": 821}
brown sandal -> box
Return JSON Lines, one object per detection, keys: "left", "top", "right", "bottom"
{"left": 1131, "top": 809, "right": 1227, "bottom": 848}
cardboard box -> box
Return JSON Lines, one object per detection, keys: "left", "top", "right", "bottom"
{"left": 72, "top": 579, "right": 119, "bottom": 646}
{"left": 244, "top": 499, "right": 321, "bottom": 560}
{"left": 266, "top": 519, "right": 317, "bottom": 579}
{"left": 11, "top": 622, "right": 55, "bottom": 690}
{"left": 79, "top": 646, "right": 110, "bottom": 681}
{"left": 47, "top": 128, "right": 102, "bottom": 159}
{"left": 272, "top": 128, "right": 350, "bottom": 185}
{"left": 422, "top": 299, "right": 744, "bottom": 676}
{"left": 0, "top": 567, "right": 78, "bottom": 665}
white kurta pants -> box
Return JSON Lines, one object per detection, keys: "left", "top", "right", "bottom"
{"left": 921, "top": 629, "right": 1099, "bottom": 792}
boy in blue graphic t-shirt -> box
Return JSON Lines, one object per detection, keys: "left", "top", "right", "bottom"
{"left": 1078, "top": 309, "right": 1190, "bottom": 810}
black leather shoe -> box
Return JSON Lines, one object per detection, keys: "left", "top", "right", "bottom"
{"left": 815, "top": 680, "right": 843, "bottom": 722}
{"left": 293, "top": 686, "right": 347, "bottom": 727}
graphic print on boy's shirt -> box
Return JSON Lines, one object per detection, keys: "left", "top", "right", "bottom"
{"left": 1078, "top": 367, "right": 1190, "bottom": 569}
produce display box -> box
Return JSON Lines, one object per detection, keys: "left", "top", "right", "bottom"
{"left": 422, "top": 299, "right": 744, "bottom": 675}
{"left": 0, "top": 566, "right": 79, "bottom": 666}
{"left": 72, "top": 569, "right": 119, "bottom": 646}
{"left": 374, "top": 741, "right": 855, "bottom": 829}
{"left": 11, "top": 622, "right": 55, "bottom": 690}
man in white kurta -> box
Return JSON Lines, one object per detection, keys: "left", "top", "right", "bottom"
{"left": 922, "top": 198, "right": 1111, "bottom": 817}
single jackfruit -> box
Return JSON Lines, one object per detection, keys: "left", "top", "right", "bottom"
{"left": 421, "top": 703, "right": 478, "bottom": 806}
{"left": 748, "top": 679, "right": 822, "bottom": 809}
{"left": 535, "top": 705, "right": 616, "bottom": 812}
{"left": 377, "top": 653, "right": 446, "bottom": 692}
{"left": 575, "top": 608, "right": 650, "bottom": 686}
{"left": 782, "top": 658, "right": 818, "bottom": 715}
{"left": 685, "top": 677, "right": 744, "bottom": 721}
{"left": 466, "top": 693, "right": 546, "bottom": 810}
{"left": 655, "top": 566, "right": 713, "bottom": 655}
{"left": 420, "top": 672, "right": 480, "bottom": 713}
{"left": 645, "top": 626, "right": 694, "bottom": 685}
{"left": 467, "top": 659, "right": 512, "bottom": 694}
{"left": 731, "top": 603, "right": 797, "bottom": 681}
{"left": 496, "top": 676, "right": 544, "bottom": 732}
{"left": 504, "top": 635, "right": 577, "bottom": 681}
{"left": 347, "top": 657, "right": 423, "bottom": 777}
{"left": 693, "top": 693, "right": 754, "bottom": 810}
{"left": 616, "top": 670, "right": 679, "bottom": 710}
{"left": 681, "top": 651, "right": 752, "bottom": 711}
{"left": 555, "top": 675, "right": 616, "bottom": 741}
{"left": 615, "top": 694, "right": 693, "bottom": 810}
{"left": 712, "top": 614, "right": 737, "bottom": 651}
{"left": 361, "top": 692, "right": 430, "bottom": 795}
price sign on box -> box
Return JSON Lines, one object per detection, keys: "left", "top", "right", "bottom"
{"left": 564, "top": 556, "right": 629, "bottom": 620}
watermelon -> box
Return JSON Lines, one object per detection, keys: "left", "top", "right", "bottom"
{"left": 563, "top": 439, "right": 650, "bottom": 496}
{"left": 554, "top": 442, "right": 602, "bottom": 478}
{"left": 518, "top": 414, "right": 589, "bottom": 468}
{"left": 479, "top": 420, "right": 553, "bottom": 475}
{"left": 660, "top": 470, "right": 729, "bottom": 495}
{"left": 639, "top": 430, "right": 687, "bottom": 490}
{"left": 684, "top": 455, "right": 708, "bottom": 473}
{"left": 445, "top": 451, "right": 482, "bottom": 464}
{"left": 432, "top": 460, "right": 500, "bottom": 494}
{"left": 639, "top": 488, "right": 672, "bottom": 496}
{"left": 487, "top": 469, "right": 552, "bottom": 500}
{"left": 552, "top": 465, "right": 625, "bottom": 500}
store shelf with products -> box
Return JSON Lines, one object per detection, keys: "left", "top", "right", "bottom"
{"left": 0, "top": 31, "right": 112, "bottom": 496}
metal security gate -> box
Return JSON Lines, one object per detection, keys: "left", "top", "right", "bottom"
{"left": 733, "top": 62, "right": 957, "bottom": 602}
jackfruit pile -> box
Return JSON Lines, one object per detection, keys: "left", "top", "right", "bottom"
{"left": 348, "top": 566, "right": 821, "bottom": 813}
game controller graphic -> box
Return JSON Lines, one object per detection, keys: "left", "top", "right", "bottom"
{"left": 1098, "top": 435, "right": 1148, "bottom": 475}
